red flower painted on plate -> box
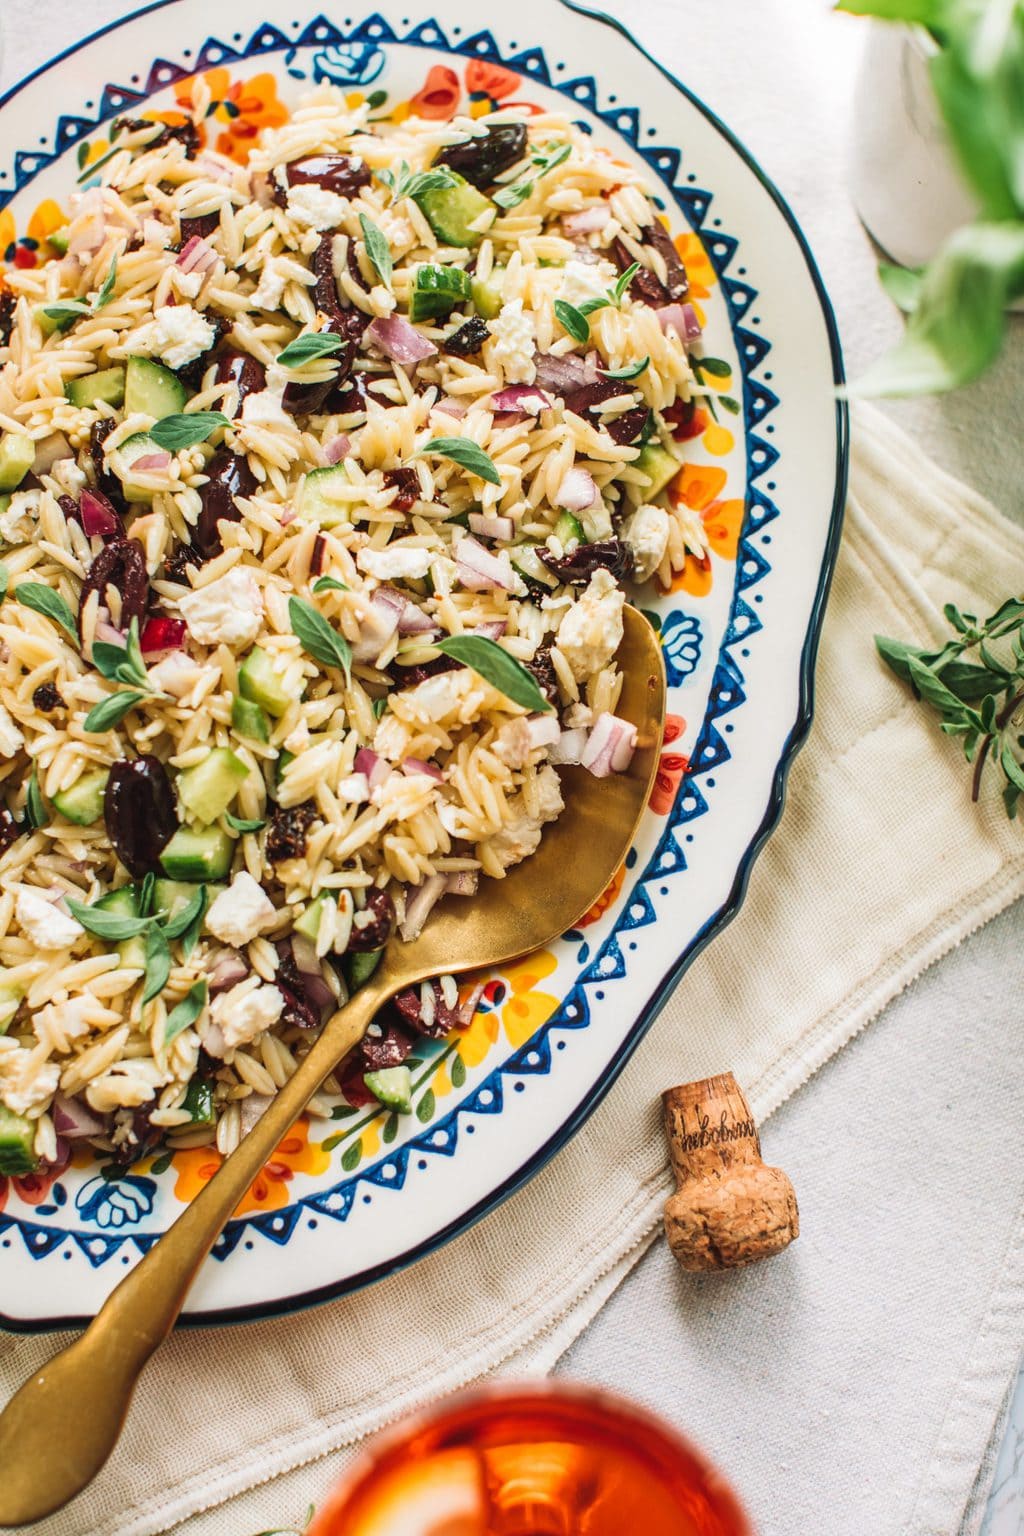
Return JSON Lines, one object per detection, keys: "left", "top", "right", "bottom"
{"left": 465, "top": 61, "right": 521, "bottom": 100}
{"left": 0, "top": 1160, "right": 64, "bottom": 1213}
{"left": 649, "top": 714, "right": 689, "bottom": 815}
{"left": 408, "top": 65, "right": 462, "bottom": 120}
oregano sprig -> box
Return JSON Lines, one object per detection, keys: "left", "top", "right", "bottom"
{"left": 876, "top": 595, "right": 1024, "bottom": 816}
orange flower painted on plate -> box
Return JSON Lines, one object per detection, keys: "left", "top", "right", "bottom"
{"left": 659, "top": 464, "right": 744, "bottom": 597}
{"left": 408, "top": 64, "right": 462, "bottom": 120}
{"left": 1, "top": 196, "right": 68, "bottom": 269}
{"left": 577, "top": 864, "right": 625, "bottom": 929}
{"left": 172, "top": 69, "right": 288, "bottom": 162}
{"left": 676, "top": 231, "right": 716, "bottom": 298}
{"left": 649, "top": 714, "right": 689, "bottom": 815}
{"left": 465, "top": 60, "right": 521, "bottom": 100}
{"left": 171, "top": 1114, "right": 330, "bottom": 1213}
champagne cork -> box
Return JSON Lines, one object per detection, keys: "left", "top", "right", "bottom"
{"left": 662, "top": 1073, "right": 799, "bottom": 1272}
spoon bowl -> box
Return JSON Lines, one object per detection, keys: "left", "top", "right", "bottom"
{"left": 0, "top": 606, "right": 665, "bottom": 1527}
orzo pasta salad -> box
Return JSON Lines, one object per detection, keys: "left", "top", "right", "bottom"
{"left": 0, "top": 80, "right": 708, "bottom": 1173}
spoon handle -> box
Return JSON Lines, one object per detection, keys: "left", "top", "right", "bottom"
{"left": 0, "top": 979, "right": 389, "bottom": 1526}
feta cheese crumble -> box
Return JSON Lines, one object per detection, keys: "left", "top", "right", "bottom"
{"left": 205, "top": 871, "right": 277, "bottom": 948}
{"left": 178, "top": 568, "right": 263, "bottom": 649}
{"left": 558, "top": 259, "right": 617, "bottom": 310}
{"left": 556, "top": 567, "right": 625, "bottom": 680}
{"left": 286, "top": 184, "right": 350, "bottom": 231}
{"left": 621, "top": 502, "right": 670, "bottom": 582}
{"left": 15, "top": 887, "right": 84, "bottom": 950}
{"left": 120, "top": 305, "right": 216, "bottom": 371}
{"left": 210, "top": 980, "right": 286, "bottom": 1051}
{"left": 357, "top": 545, "right": 433, "bottom": 582}
{"left": 489, "top": 298, "right": 536, "bottom": 384}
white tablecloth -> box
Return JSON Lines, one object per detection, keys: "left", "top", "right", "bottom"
{"left": 1, "top": 1, "right": 1021, "bottom": 1531}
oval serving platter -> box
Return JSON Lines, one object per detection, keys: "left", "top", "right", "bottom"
{"left": 0, "top": 0, "right": 846, "bottom": 1329}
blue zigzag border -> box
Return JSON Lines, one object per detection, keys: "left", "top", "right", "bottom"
{"left": 0, "top": 11, "right": 787, "bottom": 1286}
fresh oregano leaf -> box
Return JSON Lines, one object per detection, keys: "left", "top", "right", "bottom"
{"left": 148, "top": 413, "right": 231, "bottom": 452}
{"left": 65, "top": 899, "right": 151, "bottom": 940}
{"left": 15, "top": 583, "right": 78, "bottom": 640}
{"left": 25, "top": 771, "right": 46, "bottom": 830}
{"left": 288, "top": 596, "right": 353, "bottom": 683}
{"left": 141, "top": 923, "right": 171, "bottom": 1005}
{"left": 418, "top": 437, "right": 501, "bottom": 486}
{"left": 358, "top": 213, "right": 393, "bottom": 287}
{"left": 82, "top": 690, "right": 147, "bottom": 734}
{"left": 94, "top": 254, "right": 119, "bottom": 311}
{"left": 435, "top": 633, "right": 552, "bottom": 712}
{"left": 225, "top": 813, "right": 265, "bottom": 833}
{"left": 553, "top": 299, "right": 591, "bottom": 345}
{"left": 312, "top": 575, "right": 349, "bottom": 594}
{"left": 276, "top": 332, "right": 346, "bottom": 369}
{"left": 601, "top": 356, "right": 650, "bottom": 381}
{"left": 163, "top": 980, "right": 208, "bottom": 1046}
{"left": 160, "top": 884, "right": 207, "bottom": 941}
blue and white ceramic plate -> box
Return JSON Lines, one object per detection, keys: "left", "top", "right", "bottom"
{"left": 0, "top": 0, "right": 846, "bottom": 1329}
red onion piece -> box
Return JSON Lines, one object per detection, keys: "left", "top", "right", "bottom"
{"left": 209, "top": 951, "right": 249, "bottom": 993}
{"left": 681, "top": 303, "right": 702, "bottom": 341}
{"left": 434, "top": 397, "right": 467, "bottom": 419}
{"left": 562, "top": 206, "right": 610, "bottom": 235}
{"left": 581, "top": 712, "right": 637, "bottom": 778}
{"left": 322, "top": 434, "right": 351, "bottom": 465}
{"left": 556, "top": 467, "right": 598, "bottom": 511}
{"left": 130, "top": 451, "right": 172, "bottom": 473}
{"left": 490, "top": 385, "right": 550, "bottom": 414}
{"left": 445, "top": 871, "right": 479, "bottom": 897}
{"left": 457, "top": 980, "right": 486, "bottom": 1026}
{"left": 366, "top": 315, "right": 437, "bottom": 367}
{"left": 548, "top": 727, "right": 588, "bottom": 765}
{"left": 456, "top": 536, "right": 514, "bottom": 592}
{"left": 140, "top": 616, "right": 186, "bottom": 655}
{"left": 79, "top": 488, "right": 123, "bottom": 538}
{"left": 655, "top": 303, "right": 700, "bottom": 343}
{"left": 471, "top": 620, "right": 507, "bottom": 640}
{"left": 176, "top": 235, "right": 217, "bottom": 274}
{"left": 354, "top": 747, "right": 391, "bottom": 792}
{"left": 399, "top": 873, "right": 447, "bottom": 942}
{"left": 352, "top": 587, "right": 406, "bottom": 662}
{"left": 52, "top": 1092, "right": 104, "bottom": 1139}
{"left": 533, "top": 351, "right": 600, "bottom": 395}
{"left": 289, "top": 935, "right": 335, "bottom": 1010}
{"left": 396, "top": 604, "right": 437, "bottom": 636}
{"left": 32, "top": 432, "right": 72, "bottom": 476}
{"left": 94, "top": 619, "right": 127, "bottom": 650}
{"left": 526, "top": 714, "right": 562, "bottom": 749}
{"left": 467, "top": 511, "right": 515, "bottom": 542}
{"left": 401, "top": 757, "right": 443, "bottom": 782}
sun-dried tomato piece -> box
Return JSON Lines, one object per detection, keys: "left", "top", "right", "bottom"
{"left": 31, "top": 682, "right": 63, "bottom": 712}
{"left": 347, "top": 889, "right": 395, "bottom": 952}
{"left": 527, "top": 645, "right": 559, "bottom": 705}
{"left": 265, "top": 801, "right": 318, "bottom": 864}
{"left": 162, "top": 543, "right": 204, "bottom": 585}
{"left": 604, "top": 405, "right": 651, "bottom": 446}
{"left": 108, "top": 1104, "right": 162, "bottom": 1167}
{"left": 273, "top": 941, "right": 323, "bottom": 1032}
{"left": 389, "top": 653, "right": 464, "bottom": 690}
{"left": 443, "top": 316, "right": 489, "bottom": 357}
{"left": 360, "top": 1016, "right": 417, "bottom": 1072}
{"left": 0, "top": 806, "right": 20, "bottom": 854}
{"left": 178, "top": 210, "right": 220, "bottom": 245}
{"left": 382, "top": 468, "right": 421, "bottom": 512}
{"left": 88, "top": 418, "right": 128, "bottom": 511}
{"left": 541, "top": 537, "right": 635, "bottom": 586}
{"left": 113, "top": 116, "right": 201, "bottom": 159}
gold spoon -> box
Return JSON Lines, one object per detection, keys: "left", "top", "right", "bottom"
{"left": 0, "top": 606, "right": 664, "bottom": 1526}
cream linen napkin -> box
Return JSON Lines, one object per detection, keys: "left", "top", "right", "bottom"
{"left": 4, "top": 402, "right": 1024, "bottom": 1536}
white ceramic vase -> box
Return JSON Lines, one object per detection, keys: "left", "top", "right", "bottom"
{"left": 849, "top": 22, "right": 977, "bottom": 269}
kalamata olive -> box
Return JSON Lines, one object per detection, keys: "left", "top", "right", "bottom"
{"left": 78, "top": 538, "right": 149, "bottom": 639}
{"left": 265, "top": 801, "right": 318, "bottom": 864}
{"left": 0, "top": 291, "right": 15, "bottom": 348}
{"left": 562, "top": 378, "right": 632, "bottom": 421}
{"left": 195, "top": 450, "right": 258, "bottom": 558}
{"left": 88, "top": 418, "right": 128, "bottom": 512}
{"left": 610, "top": 237, "right": 671, "bottom": 309}
{"left": 389, "top": 653, "right": 463, "bottom": 690}
{"left": 282, "top": 155, "right": 372, "bottom": 199}
{"left": 392, "top": 978, "right": 462, "bottom": 1040}
{"left": 163, "top": 542, "right": 204, "bottom": 584}
{"left": 108, "top": 1104, "right": 161, "bottom": 1167}
{"left": 434, "top": 123, "right": 528, "bottom": 189}
{"left": 443, "top": 316, "right": 489, "bottom": 357}
{"left": 104, "top": 756, "right": 178, "bottom": 878}
{"left": 604, "top": 405, "right": 652, "bottom": 446}
{"left": 113, "top": 116, "right": 201, "bottom": 160}
{"left": 347, "top": 889, "right": 395, "bottom": 952}
{"left": 527, "top": 645, "right": 559, "bottom": 704}
{"left": 360, "top": 1016, "right": 416, "bottom": 1072}
{"left": 273, "top": 941, "right": 323, "bottom": 1032}
{"left": 381, "top": 468, "right": 420, "bottom": 512}
{"left": 175, "top": 313, "right": 231, "bottom": 391}
{"left": 0, "top": 806, "right": 20, "bottom": 854}
{"left": 178, "top": 210, "right": 219, "bottom": 245}
{"left": 282, "top": 375, "right": 342, "bottom": 418}
{"left": 541, "top": 537, "right": 635, "bottom": 587}
{"left": 214, "top": 349, "right": 266, "bottom": 411}
{"left": 642, "top": 220, "right": 689, "bottom": 301}
{"left": 312, "top": 233, "right": 346, "bottom": 324}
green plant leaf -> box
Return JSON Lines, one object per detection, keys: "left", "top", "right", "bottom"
{"left": 226, "top": 813, "right": 265, "bottom": 833}
{"left": 25, "top": 771, "right": 46, "bottom": 830}
{"left": 0, "top": 565, "right": 8, "bottom": 604}
{"left": 82, "top": 690, "right": 146, "bottom": 733}
{"left": 358, "top": 213, "right": 393, "bottom": 287}
{"left": 1001, "top": 740, "right": 1024, "bottom": 792}
{"left": 276, "top": 332, "right": 346, "bottom": 369}
{"left": 611, "top": 261, "right": 641, "bottom": 305}
{"left": 435, "top": 633, "right": 552, "bottom": 712}
{"left": 65, "top": 899, "right": 151, "bottom": 941}
{"left": 141, "top": 923, "right": 171, "bottom": 1005}
{"left": 878, "top": 262, "right": 924, "bottom": 314}
{"left": 418, "top": 437, "right": 501, "bottom": 486}
{"left": 601, "top": 356, "right": 649, "bottom": 380}
{"left": 137, "top": 872, "right": 156, "bottom": 918}
{"left": 94, "top": 254, "right": 118, "bottom": 311}
{"left": 93, "top": 618, "right": 149, "bottom": 688}
{"left": 288, "top": 596, "right": 352, "bottom": 683}
{"left": 160, "top": 884, "right": 207, "bottom": 941}
{"left": 835, "top": 0, "right": 942, "bottom": 20}
{"left": 493, "top": 179, "right": 534, "bottom": 210}
{"left": 163, "top": 980, "right": 208, "bottom": 1046}
{"left": 149, "top": 413, "right": 231, "bottom": 452}
{"left": 851, "top": 222, "right": 1024, "bottom": 397}
{"left": 312, "top": 575, "right": 349, "bottom": 594}
{"left": 42, "top": 300, "right": 91, "bottom": 332}
{"left": 553, "top": 299, "right": 591, "bottom": 344}
{"left": 15, "top": 583, "right": 78, "bottom": 640}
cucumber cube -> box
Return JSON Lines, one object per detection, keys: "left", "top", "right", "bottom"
{"left": 176, "top": 748, "right": 249, "bottom": 824}
{"left": 93, "top": 884, "right": 146, "bottom": 970}
{"left": 152, "top": 878, "right": 200, "bottom": 923}
{"left": 124, "top": 356, "right": 188, "bottom": 420}
{"left": 0, "top": 1106, "right": 37, "bottom": 1176}
{"left": 346, "top": 947, "right": 383, "bottom": 991}
{"left": 554, "top": 511, "right": 585, "bottom": 549}
{"left": 0, "top": 433, "right": 36, "bottom": 493}
{"left": 470, "top": 265, "right": 505, "bottom": 320}
{"left": 293, "top": 893, "right": 332, "bottom": 945}
{"left": 160, "top": 826, "right": 234, "bottom": 882}
{"left": 65, "top": 367, "right": 126, "bottom": 411}
{"left": 182, "top": 1078, "right": 216, "bottom": 1126}
{"left": 231, "top": 696, "right": 270, "bottom": 743}
{"left": 52, "top": 769, "right": 109, "bottom": 826}
{"left": 635, "top": 441, "right": 682, "bottom": 500}
{"left": 416, "top": 173, "right": 494, "bottom": 249}
{"left": 0, "top": 980, "right": 24, "bottom": 1034}
{"left": 238, "top": 647, "right": 290, "bottom": 718}
{"left": 409, "top": 263, "right": 472, "bottom": 323}
{"left": 297, "top": 464, "right": 351, "bottom": 528}
{"left": 364, "top": 1066, "right": 413, "bottom": 1115}
{"left": 114, "top": 432, "right": 166, "bottom": 504}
